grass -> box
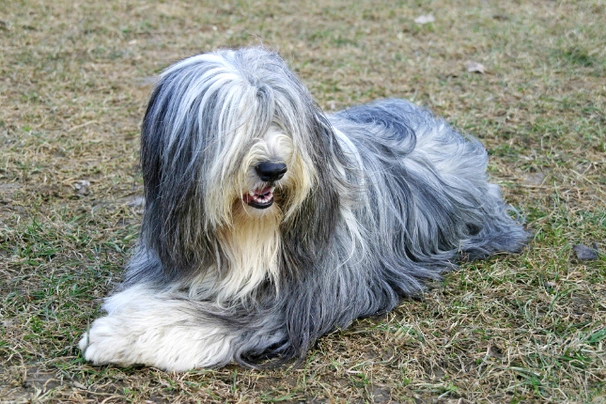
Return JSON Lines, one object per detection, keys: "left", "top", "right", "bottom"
{"left": 1, "top": 0, "right": 605, "bottom": 402}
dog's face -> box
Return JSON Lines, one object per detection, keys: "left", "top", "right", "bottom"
{"left": 225, "top": 124, "right": 312, "bottom": 223}
{"left": 239, "top": 126, "right": 293, "bottom": 210}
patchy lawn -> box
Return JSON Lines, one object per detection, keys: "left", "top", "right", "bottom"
{"left": 1, "top": 0, "right": 604, "bottom": 402}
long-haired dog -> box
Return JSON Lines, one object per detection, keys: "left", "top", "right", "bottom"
{"left": 79, "top": 47, "right": 528, "bottom": 371}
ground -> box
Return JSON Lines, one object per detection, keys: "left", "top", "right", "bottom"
{"left": 0, "top": 0, "right": 605, "bottom": 402}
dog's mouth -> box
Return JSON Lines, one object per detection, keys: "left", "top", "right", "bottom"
{"left": 243, "top": 186, "right": 275, "bottom": 209}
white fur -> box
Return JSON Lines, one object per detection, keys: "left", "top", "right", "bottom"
{"left": 190, "top": 209, "right": 282, "bottom": 304}
{"left": 79, "top": 285, "right": 236, "bottom": 371}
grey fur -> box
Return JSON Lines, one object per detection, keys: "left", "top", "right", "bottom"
{"left": 82, "top": 47, "right": 528, "bottom": 369}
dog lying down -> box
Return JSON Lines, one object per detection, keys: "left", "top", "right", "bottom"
{"left": 79, "top": 47, "right": 528, "bottom": 371}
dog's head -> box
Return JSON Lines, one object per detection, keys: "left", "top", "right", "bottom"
{"left": 141, "top": 49, "right": 321, "bottom": 225}
{"left": 139, "top": 48, "right": 345, "bottom": 270}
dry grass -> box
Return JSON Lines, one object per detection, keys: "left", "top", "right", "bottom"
{"left": 1, "top": 0, "right": 605, "bottom": 402}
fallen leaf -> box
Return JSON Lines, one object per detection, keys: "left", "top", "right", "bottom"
{"left": 414, "top": 14, "right": 435, "bottom": 25}
{"left": 73, "top": 381, "right": 87, "bottom": 390}
{"left": 465, "top": 60, "right": 486, "bottom": 74}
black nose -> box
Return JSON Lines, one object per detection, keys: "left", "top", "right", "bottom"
{"left": 255, "top": 162, "right": 287, "bottom": 182}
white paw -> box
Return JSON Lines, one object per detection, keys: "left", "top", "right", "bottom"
{"left": 79, "top": 316, "right": 135, "bottom": 367}
{"left": 79, "top": 288, "right": 237, "bottom": 371}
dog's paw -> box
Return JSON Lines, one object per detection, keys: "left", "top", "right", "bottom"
{"left": 79, "top": 316, "right": 133, "bottom": 367}
{"left": 79, "top": 309, "right": 237, "bottom": 371}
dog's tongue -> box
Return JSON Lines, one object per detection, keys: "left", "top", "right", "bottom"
{"left": 243, "top": 186, "right": 274, "bottom": 208}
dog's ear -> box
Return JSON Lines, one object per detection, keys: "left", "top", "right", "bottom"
{"left": 140, "top": 83, "right": 165, "bottom": 206}
{"left": 138, "top": 77, "right": 219, "bottom": 280}
{"left": 139, "top": 81, "right": 170, "bottom": 266}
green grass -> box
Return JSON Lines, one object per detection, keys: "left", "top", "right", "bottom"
{"left": 1, "top": 0, "right": 605, "bottom": 402}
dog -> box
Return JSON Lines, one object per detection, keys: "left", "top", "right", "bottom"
{"left": 79, "top": 47, "right": 528, "bottom": 371}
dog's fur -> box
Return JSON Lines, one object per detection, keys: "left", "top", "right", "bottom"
{"left": 79, "top": 47, "right": 528, "bottom": 371}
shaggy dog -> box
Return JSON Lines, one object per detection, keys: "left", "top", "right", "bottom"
{"left": 79, "top": 47, "right": 528, "bottom": 371}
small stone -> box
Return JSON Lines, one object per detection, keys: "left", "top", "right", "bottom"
{"left": 73, "top": 180, "right": 91, "bottom": 196}
{"left": 574, "top": 244, "right": 598, "bottom": 260}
